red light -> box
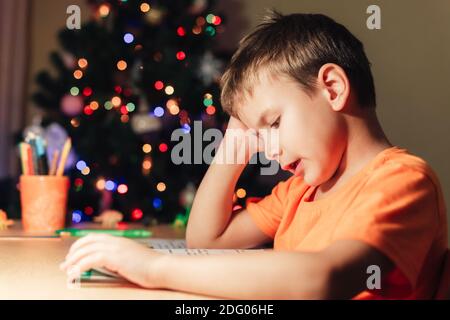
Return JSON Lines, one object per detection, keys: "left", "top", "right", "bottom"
{"left": 131, "top": 208, "right": 143, "bottom": 220}
{"left": 84, "top": 106, "right": 94, "bottom": 115}
{"left": 213, "top": 16, "right": 222, "bottom": 25}
{"left": 74, "top": 178, "right": 83, "bottom": 187}
{"left": 84, "top": 206, "right": 94, "bottom": 215}
{"left": 114, "top": 86, "right": 122, "bottom": 94}
{"left": 120, "top": 106, "right": 128, "bottom": 114}
{"left": 83, "top": 87, "right": 92, "bottom": 97}
{"left": 177, "top": 26, "right": 186, "bottom": 36}
{"left": 159, "top": 143, "right": 168, "bottom": 153}
{"left": 117, "top": 222, "right": 128, "bottom": 230}
{"left": 154, "top": 81, "right": 164, "bottom": 90}
{"left": 206, "top": 106, "right": 216, "bottom": 115}
{"left": 176, "top": 51, "right": 186, "bottom": 60}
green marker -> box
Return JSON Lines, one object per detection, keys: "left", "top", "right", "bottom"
{"left": 56, "top": 228, "right": 152, "bottom": 238}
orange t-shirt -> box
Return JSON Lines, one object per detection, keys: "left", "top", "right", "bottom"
{"left": 247, "top": 146, "right": 448, "bottom": 299}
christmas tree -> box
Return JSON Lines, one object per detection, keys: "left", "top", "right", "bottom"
{"left": 31, "top": 0, "right": 235, "bottom": 225}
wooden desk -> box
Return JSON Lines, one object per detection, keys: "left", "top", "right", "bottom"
{"left": 0, "top": 221, "right": 212, "bottom": 300}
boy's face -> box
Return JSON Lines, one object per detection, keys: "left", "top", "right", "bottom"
{"left": 237, "top": 73, "right": 347, "bottom": 186}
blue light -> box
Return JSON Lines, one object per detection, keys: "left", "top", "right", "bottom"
{"left": 152, "top": 198, "right": 162, "bottom": 209}
{"left": 72, "top": 210, "right": 82, "bottom": 223}
{"left": 76, "top": 160, "right": 87, "bottom": 171}
{"left": 153, "top": 106, "right": 164, "bottom": 117}
{"left": 105, "top": 180, "right": 115, "bottom": 191}
{"left": 182, "top": 123, "right": 191, "bottom": 134}
{"left": 124, "top": 33, "right": 134, "bottom": 44}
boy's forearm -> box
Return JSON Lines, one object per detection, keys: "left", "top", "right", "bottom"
{"left": 154, "top": 251, "right": 332, "bottom": 299}
{"left": 186, "top": 137, "right": 248, "bottom": 247}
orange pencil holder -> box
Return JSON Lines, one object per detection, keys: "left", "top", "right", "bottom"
{"left": 19, "top": 175, "right": 70, "bottom": 232}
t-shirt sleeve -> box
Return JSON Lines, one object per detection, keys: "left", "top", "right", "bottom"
{"left": 246, "top": 177, "right": 295, "bottom": 238}
{"left": 333, "top": 163, "right": 440, "bottom": 291}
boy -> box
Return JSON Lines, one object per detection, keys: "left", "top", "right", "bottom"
{"left": 61, "top": 12, "right": 448, "bottom": 299}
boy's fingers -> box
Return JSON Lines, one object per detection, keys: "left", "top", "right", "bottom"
{"left": 66, "top": 253, "right": 106, "bottom": 282}
{"left": 61, "top": 243, "right": 107, "bottom": 271}
{"left": 68, "top": 233, "right": 111, "bottom": 255}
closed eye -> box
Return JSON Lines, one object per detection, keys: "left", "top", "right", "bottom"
{"left": 270, "top": 117, "right": 280, "bottom": 129}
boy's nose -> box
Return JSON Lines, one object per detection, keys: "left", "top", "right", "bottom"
{"left": 264, "top": 145, "right": 281, "bottom": 161}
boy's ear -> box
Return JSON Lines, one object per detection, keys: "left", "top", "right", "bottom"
{"left": 317, "top": 63, "right": 350, "bottom": 112}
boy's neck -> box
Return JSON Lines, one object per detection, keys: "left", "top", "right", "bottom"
{"left": 317, "top": 107, "right": 392, "bottom": 197}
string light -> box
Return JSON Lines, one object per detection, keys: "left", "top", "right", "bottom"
{"left": 236, "top": 188, "right": 247, "bottom": 198}
{"left": 96, "top": 179, "right": 106, "bottom": 190}
{"left": 206, "top": 106, "right": 216, "bottom": 115}
{"left": 152, "top": 198, "right": 162, "bottom": 209}
{"left": 126, "top": 102, "right": 135, "bottom": 112}
{"left": 99, "top": 4, "right": 110, "bottom": 17}
{"left": 154, "top": 106, "right": 164, "bottom": 117}
{"left": 120, "top": 114, "right": 129, "bottom": 123}
{"left": 83, "top": 87, "right": 92, "bottom": 97}
{"left": 72, "top": 210, "right": 82, "bottom": 223}
{"left": 120, "top": 106, "right": 128, "bottom": 115}
{"left": 154, "top": 81, "right": 164, "bottom": 90}
{"left": 142, "top": 158, "right": 152, "bottom": 170}
{"left": 90, "top": 101, "right": 99, "bottom": 110}
{"left": 196, "top": 17, "right": 206, "bottom": 26}
{"left": 111, "top": 96, "right": 122, "bottom": 107}
{"left": 74, "top": 178, "right": 83, "bottom": 187}
{"left": 212, "top": 16, "right": 222, "bottom": 25}
{"left": 140, "top": 3, "right": 150, "bottom": 13}
{"left": 76, "top": 160, "right": 87, "bottom": 171}
{"left": 123, "top": 33, "right": 134, "bottom": 44}
{"left": 156, "top": 182, "right": 166, "bottom": 192}
{"left": 192, "top": 26, "right": 201, "bottom": 35}
{"left": 206, "top": 14, "right": 215, "bottom": 24}
{"left": 177, "top": 26, "right": 186, "bottom": 36}
{"left": 70, "top": 118, "right": 80, "bottom": 128}
{"left": 81, "top": 167, "right": 90, "bottom": 175}
{"left": 176, "top": 51, "right": 186, "bottom": 60}
{"left": 131, "top": 208, "right": 143, "bottom": 220}
{"left": 159, "top": 143, "right": 168, "bottom": 153}
{"left": 104, "top": 101, "right": 113, "bottom": 110}
{"left": 168, "top": 104, "right": 179, "bottom": 115}
{"left": 73, "top": 70, "right": 83, "bottom": 79}
{"left": 117, "top": 60, "right": 127, "bottom": 71}
{"left": 70, "top": 87, "right": 79, "bottom": 96}
{"left": 205, "top": 26, "right": 216, "bottom": 36}
{"left": 78, "top": 58, "right": 88, "bottom": 68}
{"left": 165, "top": 85, "right": 174, "bottom": 95}
{"left": 85, "top": 206, "right": 94, "bottom": 216}
{"left": 142, "top": 144, "right": 152, "bottom": 153}
{"left": 84, "top": 106, "right": 94, "bottom": 116}
{"left": 117, "top": 184, "right": 128, "bottom": 194}
{"left": 105, "top": 180, "right": 115, "bottom": 191}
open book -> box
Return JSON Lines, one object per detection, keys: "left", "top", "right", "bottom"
{"left": 81, "top": 238, "right": 267, "bottom": 281}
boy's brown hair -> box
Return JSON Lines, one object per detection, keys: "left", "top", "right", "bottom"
{"left": 220, "top": 11, "right": 376, "bottom": 116}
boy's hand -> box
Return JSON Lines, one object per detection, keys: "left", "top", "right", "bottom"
{"left": 217, "top": 116, "right": 263, "bottom": 164}
{"left": 60, "top": 234, "right": 165, "bottom": 288}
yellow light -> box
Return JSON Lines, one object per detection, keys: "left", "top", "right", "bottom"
{"left": 117, "top": 60, "right": 127, "bottom": 71}
{"left": 236, "top": 188, "right": 246, "bottom": 198}
{"left": 169, "top": 105, "right": 180, "bottom": 115}
{"left": 142, "top": 144, "right": 152, "bottom": 153}
{"left": 111, "top": 96, "right": 122, "bottom": 107}
{"left": 165, "top": 85, "right": 174, "bottom": 95}
{"left": 140, "top": 3, "right": 151, "bottom": 13}
{"left": 156, "top": 182, "right": 166, "bottom": 192}
{"left": 90, "top": 101, "right": 99, "bottom": 110}
{"left": 120, "top": 114, "right": 129, "bottom": 123}
{"left": 73, "top": 70, "right": 83, "bottom": 79}
{"left": 204, "top": 93, "right": 213, "bottom": 99}
{"left": 99, "top": 4, "right": 110, "bottom": 17}
{"left": 81, "top": 167, "right": 90, "bottom": 176}
{"left": 142, "top": 159, "right": 152, "bottom": 170}
{"left": 96, "top": 179, "right": 105, "bottom": 190}
{"left": 78, "top": 58, "right": 88, "bottom": 69}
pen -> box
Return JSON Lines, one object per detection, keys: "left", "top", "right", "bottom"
{"left": 55, "top": 228, "right": 152, "bottom": 238}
